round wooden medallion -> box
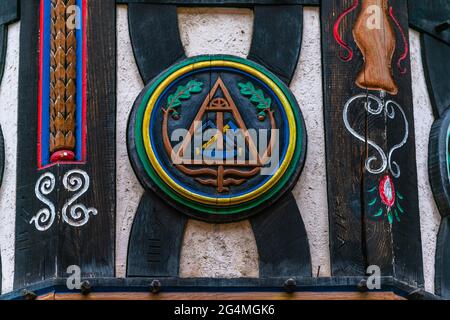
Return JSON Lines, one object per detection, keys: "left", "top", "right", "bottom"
{"left": 429, "top": 108, "right": 450, "bottom": 217}
{"left": 128, "top": 55, "right": 307, "bottom": 222}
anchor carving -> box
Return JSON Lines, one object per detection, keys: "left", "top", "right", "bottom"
{"left": 162, "top": 77, "right": 276, "bottom": 193}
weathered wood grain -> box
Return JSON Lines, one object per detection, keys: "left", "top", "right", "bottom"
{"left": 428, "top": 108, "right": 450, "bottom": 218}
{"left": 248, "top": 5, "right": 303, "bottom": 85}
{"left": 388, "top": 0, "right": 424, "bottom": 287}
{"left": 250, "top": 192, "right": 311, "bottom": 277}
{"left": 435, "top": 216, "right": 450, "bottom": 299}
{"left": 421, "top": 34, "right": 450, "bottom": 118}
{"left": 0, "top": 0, "right": 19, "bottom": 26}
{"left": 55, "top": 0, "right": 116, "bottom": 280}
{"left": 54, "top": 291, "right": 404, "bottom": 300}
{"left": 14, "top": 0, "right": 57, "bottom": 289}
{"left": 14, "top": 0, "right": 116, "bottom": 288}
{"left": 0, "top": 124, "right": 3, "bottom": 293}
{"left": 117, "top": 0, "right": 319, "bottom": 5}
{"left": 128, "top": 4, "right": 185, "bottom": 84}
{"left": 321, "top": 0, "right": 367, "bottom": 276}
{"left": 127, "top": 191, "right": 187, "bottom": 277}
{"left": 321, "top": 0, "right": 423, "bottom": 285}
{"left": 0, "top": 25, "right": 7, "bottom": 86}
{"left": 408, "top": 0, "right": 450, "bottom": 45}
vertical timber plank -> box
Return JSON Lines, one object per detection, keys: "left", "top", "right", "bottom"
{"left": 15, "top": 0, "right": 58, "bottom": 288}
{"left": 14, "top": 0, "right": 116, "bottom": 288}
{"left": 388, "top": 0, "right": 423, "bottom": 287}
{"left": 56, "top": 0, "right": 116, "bottom": 279}
{"left": 128, "top": 4, "right": 185, "bottom": 84}
{"left": 436, "top": 216, "right": 450, "bottom": 298}
{"left": 0, "top": 0, "right": 19, "bottom": 26}
{"left": 421, "top": 34, "right": 450, "bottom": 119}
{"left": 321, "top": 0, "right": 366, "bottom": 276}
{"left": 248, "top": 5, "right": 303, "bottom": 85}
{"left": 321, "top": 0, "right": 423, "bottom": 282}
{"left": 250, "top": 193, "right": 312, "bottom": 277}
{"left": 0, "top": 126, "right": 3, "bottom": 293}
{"left": 0, "top": 25, "right": 7, "bottom": 85}
{"left": 127, "top": 191, "right": 187, "bottom": 277}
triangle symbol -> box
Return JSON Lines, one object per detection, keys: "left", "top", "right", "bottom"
{"left": 176, "top": 77, "right": 262, "bottom": 166}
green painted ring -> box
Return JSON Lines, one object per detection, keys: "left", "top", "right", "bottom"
{"left": 127, "top": 55, "right": 307, "bottom": 222}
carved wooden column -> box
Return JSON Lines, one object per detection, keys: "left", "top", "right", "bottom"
{"left": 14, "top": 0, "right": 116, "bottom": 289}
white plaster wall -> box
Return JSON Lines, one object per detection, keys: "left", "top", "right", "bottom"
{"left": 116, "top": 5, "right": 145, "bottom": 278}
{"left": 409, "top": 30, "right": 441, "bottom": 293}
{"left": 291, "top": 8, "right": 330, "bottom": 277}
{"left": 0, "top": 6, "right": 441, "bottom": 294}
{"left": 0, "top": 22, "right": 20, "bottom": 294}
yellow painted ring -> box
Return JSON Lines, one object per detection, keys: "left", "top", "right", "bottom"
{"left": 142, "top": 60, "right": 297, "bottom": 206}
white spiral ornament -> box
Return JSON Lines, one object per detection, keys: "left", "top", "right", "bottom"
{"left": 62, "top": 169, "right": 98, "bottom": 227}
{"left": 30, "top": 172, "right": 56, "bottom": 231}
{"left": 343, "top": 93, "right": 409, "bottom": 178}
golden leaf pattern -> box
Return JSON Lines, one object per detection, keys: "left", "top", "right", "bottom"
{"left": 50, "top": 0, "right": 77, "bottom": 153}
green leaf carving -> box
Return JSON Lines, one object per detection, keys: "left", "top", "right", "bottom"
{"left": 388, "top": 211, "right": 393, "bottom": 225}
{"left": 373, "top": 208, "right": 383, "bottom": 217}
{"left": 186, "top": 80, "right": 203, "bottom": 93}
{"left": 368, "top": 198, "right": 377, "bottom": 206}
{"left": 166, "top": 79, "right": 203, "bottom": 117}
{"left": 394, "top": 210, "right": 401, "bottom": 222}
{"left": 238, "top": 82, "right": 255, "bottom": 95}
{"left": 238, "top": 81, "right": 272, "bottom": 119}
{"left": 396, "top": 202, "right": 404, "bottom": 214}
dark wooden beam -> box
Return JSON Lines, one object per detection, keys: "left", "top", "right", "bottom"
{"left": 127, "top": 192, "right": 187, "bottom": 277}
{"left": 14, "top": 0, "right": 116, "bottom": 288}
{"left": 248, "top": 5, "right": 303, "bottom": 85}
{"left": 435, "top": 216, "right": 450, "bottom": 299}
{"left": 420, "top": 34, "right": 450, "bottom": 118}
{"left": 0, "top": 122, "right": 4, "bottom": 191}
{"left": 53, "top": 291, "right": 404, "bottom": 300}
{"left": 14, "top": 0, "right": 53, "bottom": 289}
{"left": 321, "top": 0, "right": 424, "bottom": 286}
{"left": 117, "top": 0, "right": 319, "bottom": 6}
{"left": 388, "top": 2, "right": 424, "bottom": 286}
{"left": 55, "top": 0, "right": 117, "bottom": 280}
{"left": 0, "top": 0, "right": 19, "bottom": 26}
{"left": 250, "top": 192, "right": 311, "bottom": 278}
{"left": 0, "top": 124, "right": 3, "bottom": 294}
{"left": 408, "top": 0, "right": 450, "bottom": 45}
{"left": 128, "top": 3, "right": 185, "bottom": 84}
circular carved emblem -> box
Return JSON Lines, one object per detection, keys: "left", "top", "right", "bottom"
{"left": 128, "top": 55, "right": 307, "bottom": 222}
{"left": 429, "top": 108, "right": 450, "bottom": 217}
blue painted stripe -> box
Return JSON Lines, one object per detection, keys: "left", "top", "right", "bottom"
{"left": 75, "top": 0, "right": 83, "bottom": 161}
{"left": 41, "top": 0, "right": 51, "bottom": 166}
